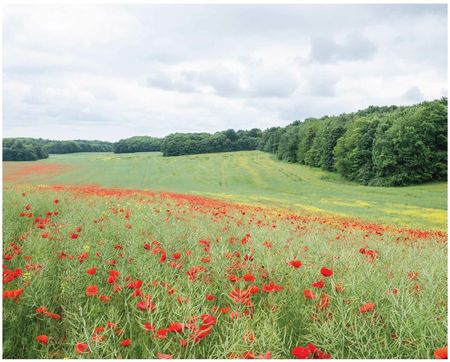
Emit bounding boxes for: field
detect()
[2,151,448,359]
[3,151,447,230]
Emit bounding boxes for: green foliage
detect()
[260,98,447,186]
[3,139,49,161]
[3,138,114,159]
[113,136,162,153]
[161,129,262,156]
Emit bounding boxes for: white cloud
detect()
[3,4,447,141]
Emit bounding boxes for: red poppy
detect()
[172,252,181,259]
[292,346,311,359]
[156,328,169,339]
[304,289,316,299]
[434,346,448,359]
[312,280,324,289]
[74,342,89,353]
[143,322,155,331]
[86,267,97,275]
[206,294,215,301]
[320,267,333,277]
[36,335,48,345]
[262,281,283,292]
[289,260,302,268]
[120,339,131,347]
[86,285,98,297]
[360,302,376,314]
[126,280,142,289]
[71,233,79,240]
[157,353,173,359]
[201,314,216,326]
[53,199,59,204]
[243,272,255,282]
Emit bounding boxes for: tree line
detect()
[258,98,447,186]
[3,138,114,161]
[3,98,447,186]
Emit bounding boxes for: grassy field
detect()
[3,151,447,230]
[3,184,447,359]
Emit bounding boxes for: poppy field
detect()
[3,182,448,359]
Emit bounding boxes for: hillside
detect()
[3,151,447,230]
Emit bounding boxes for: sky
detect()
[3,4,448,142]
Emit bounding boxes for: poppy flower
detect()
[243,272,255,282]
[434,346,448,359]
[360,302,376,314]
[86,285,98,297]
[312,280,324,289]
[157,353,173,359]
[289,260,302,268]
[201,314,216,326]
[320,267,333,277]
[292,346,311,359]
[136,298,156,312]
[172,252,181,259]
[71,233,79,240]
[126,280,142,289]
[262,281,283,292]
[138,322,153,332]
[156,328,169,339]
[304,289,315,299]
[53,199,59,204]
[36,335,48,345]
[206,294,215,301]
[120,339,131,347]
[74,342,89,353]
[86,267,97,275]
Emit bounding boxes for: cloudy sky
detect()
[3,4,447,141]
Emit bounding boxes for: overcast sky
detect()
[3,4,447,141]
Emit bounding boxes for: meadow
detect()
[2,151,448,359]
[3,151,447,230]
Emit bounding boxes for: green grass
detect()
[2,186,447,359]
[4,151,447,230]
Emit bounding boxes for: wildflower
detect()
[434,346,448,359]
[74,342,89,353]
[86,267,97,275]
[320,267,333,277]
[36,335,49,345]
[312,280,324,289]
[86,285,98,297]
[289,260,302,268]
[262,281,283,292]
[120,339,131,347]
[304,289,315,299]
[243,272,255,282]
[360,302,376,314]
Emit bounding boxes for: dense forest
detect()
[159,129,262,156]
[258,98,447,186]
[3,138,49,161]
[113,136,162,153]
[3,99,447,186]
[3,138,113,161]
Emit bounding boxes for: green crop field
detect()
[3,150,448,359]
[3,151,447,230]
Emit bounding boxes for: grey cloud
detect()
[3,4,447,141]
[310,32,377,64]
[403,86,424,103]
[146,65,297,99]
